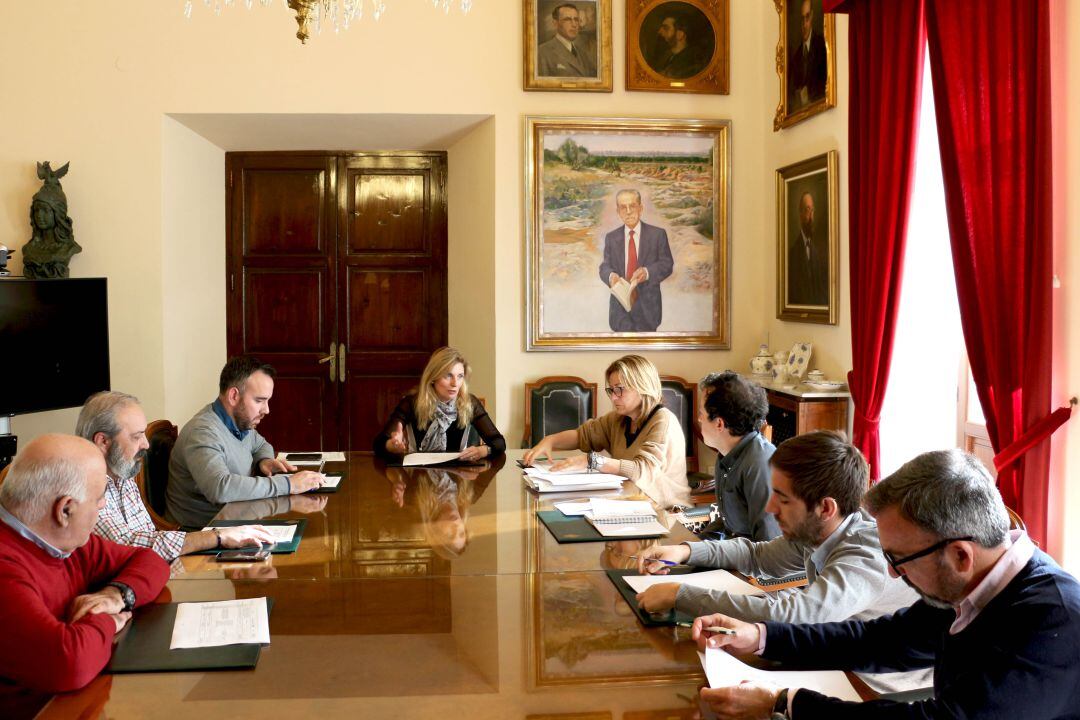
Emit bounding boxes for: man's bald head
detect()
[1,434,105,532]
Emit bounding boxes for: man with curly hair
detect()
[694,371,780,541]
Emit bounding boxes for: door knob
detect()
[318,342,338,381]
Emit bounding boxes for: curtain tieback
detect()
[993,398,1077,473]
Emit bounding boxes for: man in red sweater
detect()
[0,434,169,706]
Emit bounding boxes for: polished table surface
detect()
[37,451,712,719]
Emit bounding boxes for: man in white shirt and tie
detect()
[536,3,597,78]
[599,188,674,332]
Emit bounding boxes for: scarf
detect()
[419,399,458,452]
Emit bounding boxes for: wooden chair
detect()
[1006,506,1026,532]
[134,419,180,531]
[660,374,700,473]
[522,376,598,448]
[0,464,8,487]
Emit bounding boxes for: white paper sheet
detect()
[321,475,342,488]
[554,500,592,516]
[202,525,297,543]
[700,649,862,703]
[622,569,765,596]
[524,476,623,493]
[170,598,271,649]
[523,468,626,485]
[403,452,461,466]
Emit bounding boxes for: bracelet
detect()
[214,528,222,549]
[587,451,601,473]
[772,688,789,718]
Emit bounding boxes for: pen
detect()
[629,555,679,566]
[674,622,737,635]
[317,459,326,474]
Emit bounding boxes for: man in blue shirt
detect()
[692,449,1080,719]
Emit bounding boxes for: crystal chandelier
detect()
[184,0,473,44]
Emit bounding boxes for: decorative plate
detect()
[786,342,813,379]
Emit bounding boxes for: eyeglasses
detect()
[604,385,627,398]
[882,536,973,573]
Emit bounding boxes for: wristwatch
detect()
[107,581,136,612]
[771,688,790,719]
[587,451,602,473]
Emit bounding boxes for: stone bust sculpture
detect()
[22,161,81,279]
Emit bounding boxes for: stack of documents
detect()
[522,463,624,493]
[583,497,669,537]
[700,647,862,702]
[403,452,462,466]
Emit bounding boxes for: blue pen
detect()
[629,555,678,566]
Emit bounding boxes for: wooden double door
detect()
[225,152,448,452]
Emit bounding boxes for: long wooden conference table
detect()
[38,451,722,719]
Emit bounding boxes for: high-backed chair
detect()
[0,464,8,487]
[660,375,700,473]
[1006,506,1026,532]
[135,419,180,531]
[522,376,597,449]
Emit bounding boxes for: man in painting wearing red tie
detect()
[599,189,675,332]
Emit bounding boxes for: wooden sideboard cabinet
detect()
[765,387,850,446]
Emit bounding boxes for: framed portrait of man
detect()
[525,116,731,351]
[776,151,839,325]
[524,0,613,92]
[626,0,729,95]
[774,0,836,130]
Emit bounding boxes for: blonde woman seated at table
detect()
[523,355,690,508]
[374,347,506,462]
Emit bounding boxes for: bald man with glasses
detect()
[690,449,1080,720]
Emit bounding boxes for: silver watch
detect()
[587,451,602,472]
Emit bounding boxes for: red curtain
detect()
[835,0,927,480]
[926,0,1054,544]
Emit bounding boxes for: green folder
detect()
[108,598,273,674]
[190,518,307,556]
[536,509,667,543]
[605,569,698,627]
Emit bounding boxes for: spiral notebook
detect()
[583,498,669,538]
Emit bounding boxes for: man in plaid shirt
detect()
[75,392,275,561]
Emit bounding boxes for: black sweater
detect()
[373,393,506,460]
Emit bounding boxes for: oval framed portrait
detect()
[627,0,729,94]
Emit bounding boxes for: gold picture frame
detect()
[525,0,613,92]
[773,0,837,130]
[525,115,731,351]
[626,0,730,94]
[776,150,839,325]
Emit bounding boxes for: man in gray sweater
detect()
[166,357,325,529]
[635,430,926,692]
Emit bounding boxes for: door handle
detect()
[318,342,337,381]
[338,342,346,383]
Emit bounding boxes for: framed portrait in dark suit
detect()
[627,0,729,94]
[773,0,836,130]
[525,116,731,351]
[525,0,613,92]
[776,151,839,324]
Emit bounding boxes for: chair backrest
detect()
[1006,506,1026,532]
[660,374,699,472]
[0,464,8,488]
[522,376,598,448]
[135,419,180,531]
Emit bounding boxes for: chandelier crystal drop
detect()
[183,0,472,44]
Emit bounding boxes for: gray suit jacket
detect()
[537,36,596,77]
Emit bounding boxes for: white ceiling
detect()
[167,113,492,151]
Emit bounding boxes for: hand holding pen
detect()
[688,613,760,654]
[634,544,693,575]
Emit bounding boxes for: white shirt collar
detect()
[0,501,71,559]
[950,530,1035,634]
[556,34,574,53]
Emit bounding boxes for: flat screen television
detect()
[0,278,110,416]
